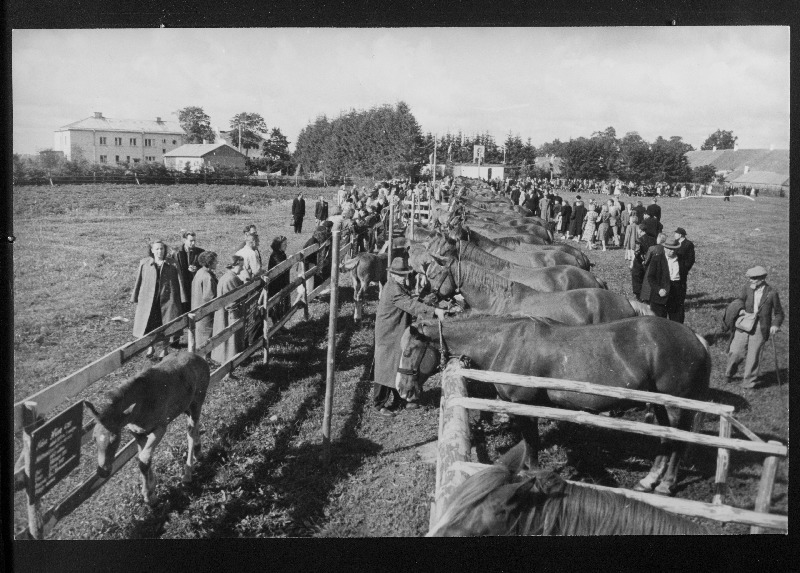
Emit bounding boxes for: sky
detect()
[12,27,790,155]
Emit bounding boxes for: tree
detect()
[176,106,215,144]
[229,112,268,151]
[262,127,292,174]
[701,129,737,150]
[691,164,717,184]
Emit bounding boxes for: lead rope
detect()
[438,318,449,371]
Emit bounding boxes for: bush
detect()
[205,201,246,215]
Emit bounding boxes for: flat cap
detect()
[746,266,768,278]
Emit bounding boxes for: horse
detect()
[428,440,710,536]
[396,315,711,495]
[426,238,607,291]
[438,233,587,271]
[467,229,591,270]
[85,352,211,505]
[416,255,651,322]
[458,219,553,244]
[340,252,388,303]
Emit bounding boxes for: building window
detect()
[99,155,107,163]
[163,139,167,143]
[145,138,154,146]
[114,137,122,146]
[129,138,137,146]
[145,156,156,162]
[99,136,107,145]
[115,155,120,163]
[172,140,177,144]
[133,158,140,163]
[162,149,166,154]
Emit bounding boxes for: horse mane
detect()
[456,259,516,298]
[458,241,511,270]
[532,480,710,535]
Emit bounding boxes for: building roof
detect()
[728,171,790,187]
[57,115,184,134]
[164,142,246,158]
[452,162,508,167]
[685,149,789,175]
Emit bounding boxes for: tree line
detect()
[15,102,737,184]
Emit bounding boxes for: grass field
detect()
[12,183,789,537]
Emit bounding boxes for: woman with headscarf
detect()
[581,203,599,250]
[597,204,611,251]
[191,251,219,351]
[131,240,186,359]
[212,255,246,365]
[267,235,289,327]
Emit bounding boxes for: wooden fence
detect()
[13,235,351,539]
[430,359,788,535]
[12,174,349,188]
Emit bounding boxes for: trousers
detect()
[725,321,765,385]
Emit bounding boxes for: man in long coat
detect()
[132,241,186,358]
[640,235,671,317]
[568,196,587,241]
[314,195,329,226]
[631,224,656,301]
[373,257,447,417]
[211,256,245,365]
[291,192,306,234]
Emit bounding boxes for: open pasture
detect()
[12,184,788,537]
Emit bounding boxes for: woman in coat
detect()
[596,204,611,251]
[211,256,245,365]
[267,236,289,327]
[581,206,599,249]
[131,240,186,359]
[191,251,219,351]
[623,212,640,263]
[558,200,572,238]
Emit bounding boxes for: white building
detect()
[54,112,186,165]
[163,142,247,172]
[451,163,506,181]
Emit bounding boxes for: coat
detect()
[315,200,329,221]
[569,202,587,236]
[131,258,186,338]
[581,210,598,241]
[558,204,572,233]
[674,238,695,282]
[235,244,263,282]
[292,197,306,221]
[211,270,245,364]
[734,283,784,341]
[373,277,437,388]
[640,245,671,305]
[172,245,205,306]
[191,267,218,347]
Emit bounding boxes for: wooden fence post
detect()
[750,441,782,534]
[713,416,731,505]
[298,260,310,320]
[387,191,394,278]
[322,218,342,464]
[410,194,415,241]
[22,402,44,539]
[186,314,197,353]
[261,286,270,366]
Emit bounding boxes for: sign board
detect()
[28,400,84,502]
[473,145,485,163]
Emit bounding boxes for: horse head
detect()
[85,400,131,478]
[396,325,441,401]
[423,254,458,299]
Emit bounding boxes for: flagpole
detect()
[432,134,437,196]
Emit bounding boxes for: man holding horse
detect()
[373,257,450,417]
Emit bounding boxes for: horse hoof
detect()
[633,481,655,493]
[654,484,676,497]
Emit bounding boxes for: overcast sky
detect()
[12,27,789,155]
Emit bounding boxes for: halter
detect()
[396,320,450,379]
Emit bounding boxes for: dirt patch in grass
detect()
[12,186,788,537]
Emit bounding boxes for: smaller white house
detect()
[452,163,506,181]
[164,142,247,172]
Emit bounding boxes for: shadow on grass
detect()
[687,295,734,311]
[119,294,380,538]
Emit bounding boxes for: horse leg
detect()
[634,404,672,492]
[515,415,540,472]
[136,426,166,505]
[654,407,695,496]
[183,403,203,483]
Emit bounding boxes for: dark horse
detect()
[428,440,710,536]
[396,315,711,495]
[424,238,606,291]
[85,352,210,505]
[415,254,652,322]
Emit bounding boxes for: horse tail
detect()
[628,298,654,316]
[694,331,712,395]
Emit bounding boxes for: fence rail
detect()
[430,360,787,534]
[14,235,349,539]
[12,174,352,188]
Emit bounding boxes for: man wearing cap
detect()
[724,266,784,388]
[669,227,695,322]
[373,257,449,417]
[661,238,685,322]
[640,233,671,317]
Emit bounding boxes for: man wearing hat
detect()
[640,233,671,317]
[661,238,685,322]
[373,257,449,417]
[667,227,696,322]
[633,199,647,222]
[724,266,784,388]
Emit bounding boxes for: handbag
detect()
[735,312,757,334]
